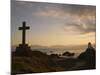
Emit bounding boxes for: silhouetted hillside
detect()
[12,50,64,74]
[12,42,96,74]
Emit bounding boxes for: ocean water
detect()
[31,47,86,58]
[11,45,91,58]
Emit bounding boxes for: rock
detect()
[15,44,32,57]
[78,42,96,69]
[62,51,75,57]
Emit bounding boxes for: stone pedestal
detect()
[15,44,32,57]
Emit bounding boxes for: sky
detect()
[11,0,96,47]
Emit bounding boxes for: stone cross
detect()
[19,21,30,45]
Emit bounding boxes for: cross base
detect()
[15,44,32,57]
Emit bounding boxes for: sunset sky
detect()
[11,0,96,47]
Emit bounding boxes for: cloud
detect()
[13,1,96,35]
[32,3,95,18]
[12,1,96,19]
[32,4,67,18]
[63,16,96,34]
[32,3,96,34]
[62,4,96,17]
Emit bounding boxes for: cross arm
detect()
[19,27,23,30]
[26,27,30,29]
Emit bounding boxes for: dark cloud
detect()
[61,4,96,17]
[13,1,95,18]
[60,4,96,34]
[33,3,96,17]
[64,17,96,34]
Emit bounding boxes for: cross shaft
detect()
[19,21,30,45]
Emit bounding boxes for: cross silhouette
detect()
[19,21,30,45]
